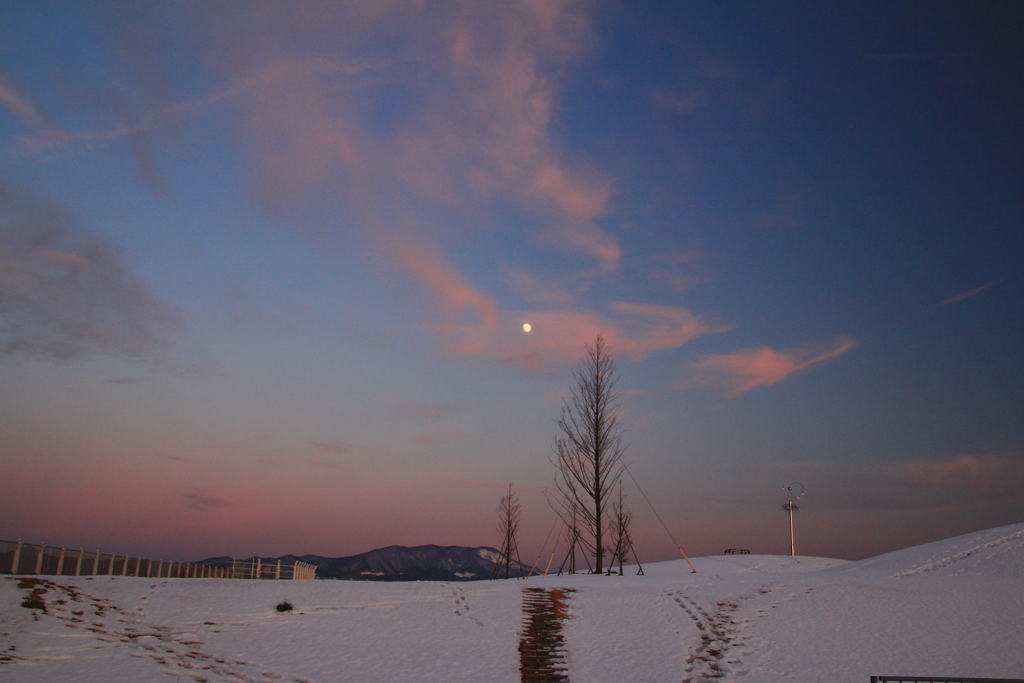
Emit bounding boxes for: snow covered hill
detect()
[2,523,1022,683]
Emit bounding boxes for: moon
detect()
[523,323,531,333]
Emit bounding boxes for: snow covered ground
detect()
[2,523,1022,683]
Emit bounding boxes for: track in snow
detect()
[519,588,572,683]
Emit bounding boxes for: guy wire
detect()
[623,464,697,573]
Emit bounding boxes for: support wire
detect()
[623,464,697,573]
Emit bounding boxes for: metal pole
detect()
[789,502,795,557]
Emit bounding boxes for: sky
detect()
[1,1,1022,565]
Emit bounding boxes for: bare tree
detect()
[607,481,634,576]
[552,334,627,574]
[493,484,522,579]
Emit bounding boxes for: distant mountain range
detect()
[197,545,530,581]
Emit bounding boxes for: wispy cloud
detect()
[6,4,723,372]
[939,281,996,306]
[0,178,183,362]
[391,400,465,422]
[644,250,705,295]
[311,441,348,456]
[693,335,857,396]
[413,425,471,446]
[192,2,625,321]
[10,58,354,160]
[176,488,234,512]
[311,441,376,458]
[393,240,500,329]
[436,300,730,372]
[0,76,56,135]
[890,454,1021,491]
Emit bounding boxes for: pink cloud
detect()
[645,249,705,294]
[939,281,996,306]
[693,335,857,395]
[413,426,471,446]
[393,240,499,329]
[392,400,464,422]
[11,4,656,370]
[382,234,725,370]
[195,2,618,273]
[440,301,730,371]
[530,164,618,272]
[0,77,55,134]
[311,460,354,473]
[176,488,235,512]
[891,455,1019,490]
[311,441,348,456]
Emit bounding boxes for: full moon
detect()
[523,323,531,333]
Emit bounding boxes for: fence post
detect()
[75,548,84,576]
[93,551,100,576]
[56,546,66,576]
[255,558,261,580]
[122,555,129,576]
[276,560,281,580]
[34,543,45,574]
[135,557,141,577]
[11,540,22,574]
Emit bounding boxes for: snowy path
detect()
[2,523,1023,683]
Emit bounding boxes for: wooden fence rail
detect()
[0,539,315,580]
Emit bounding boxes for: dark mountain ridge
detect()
[198,544,529,581]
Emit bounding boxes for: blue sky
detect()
[2,1,1022,564]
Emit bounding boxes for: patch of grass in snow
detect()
[275,601,293,613]
[17,577,49,613]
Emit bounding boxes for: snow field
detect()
[1,523,1022,683]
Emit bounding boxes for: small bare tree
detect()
[553,335,627,574]
[494,484,522,579]
[607,481,634,576]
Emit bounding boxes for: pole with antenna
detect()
[781,482,803,557]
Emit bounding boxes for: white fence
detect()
[230,557,317,580]
[0,539,316,580]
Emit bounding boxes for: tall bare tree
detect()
[552,334,627,574]
[494,484,522,579]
